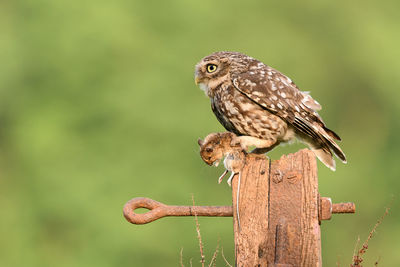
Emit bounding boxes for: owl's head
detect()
[195,51,251,96]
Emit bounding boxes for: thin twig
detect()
[189,258,193,267]
[180,247,184,267]
[351,205,391,266]
[208,240,220,267]
[221,247,233,267]
[351,236,360,265]
[363,206,390,249]
[374,256,380,266]
[192,195,205,267]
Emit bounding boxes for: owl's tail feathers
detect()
[323,126,341,141]
[311,146,336,171]
[320,128,347,164]
[293,116,346,169]
[309,127,347,171]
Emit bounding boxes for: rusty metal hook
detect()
[123,197,355,225]
[123,197,233,225]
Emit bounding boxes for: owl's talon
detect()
[230,138,247,151]
[218,170,228,184]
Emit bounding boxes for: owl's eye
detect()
[206,64,218,73]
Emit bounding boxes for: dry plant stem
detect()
[192,195,205,267]
[208,242,219,267]
[363,207,390,248]
[180,248,184,267]
[351,206,390,267]
[221,247,233,267]
[351,236,360,264]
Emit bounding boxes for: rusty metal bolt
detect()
[318,197,356,221]
[332,202,356,214]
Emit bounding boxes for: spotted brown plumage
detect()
[195,51,346,171]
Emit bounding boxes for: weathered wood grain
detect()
[231,149,322,267]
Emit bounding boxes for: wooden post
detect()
[123,142,355,266]
[231,149,321,267]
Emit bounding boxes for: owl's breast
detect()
[211,96,243,136]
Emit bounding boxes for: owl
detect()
[195,51,346,171]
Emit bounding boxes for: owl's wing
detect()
[231,70,321,124]
[231,70,345,162]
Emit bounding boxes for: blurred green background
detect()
[1,0,399,266]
